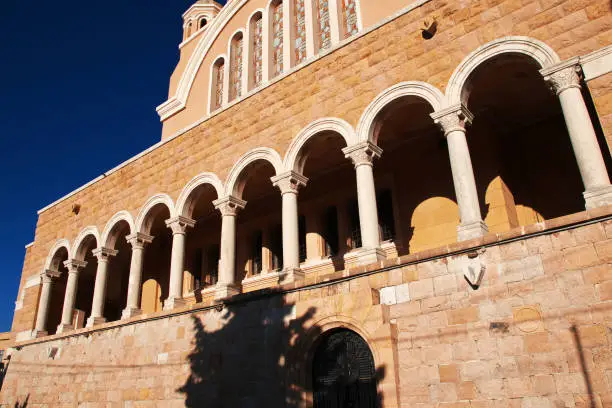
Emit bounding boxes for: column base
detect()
[345,247,387,267]
[584,185,612,209]
[85,316,107,328]
[457,220,488,241]
[32,329,48,338]
[56,323,74,334]
[163,297,187,311]
[121,307,142,319]
[214,284,241,300]
[279,268,305,284]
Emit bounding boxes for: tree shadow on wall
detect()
[13,394,29,408]
[178,288,386,407]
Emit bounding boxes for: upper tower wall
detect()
[158,0,411,139]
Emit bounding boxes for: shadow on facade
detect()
[13,394,28,408]
[177,288,386,407]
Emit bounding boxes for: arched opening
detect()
[372,96,458,255]
[104,220,132,322]
[182,184,221,301]
[249,12,264,89]
[270,0,284,78]
[45,247,69,335]
[465,54,584,233]
[312,329,378,407]
[211,57,225,112]
[234,160,283,289]
[74,235,98,328]
[297,131,358,272]
[229,32,244,102]
[140,204,172,313]
[200,18,207,29]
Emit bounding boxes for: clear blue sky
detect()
[0,1,225,332]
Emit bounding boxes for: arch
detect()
[208,55,227,114]
[135,194,176,234]
[199,17,208,29]
[176,172,224,217]
[284,117,357,173]
[225,147,283,198]
[71,226,101,261]
[356,81,445,143]
[101,210,136,249]
[44,239,71,270]
[445,36,561,106]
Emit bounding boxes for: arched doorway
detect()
[312,329,378,408]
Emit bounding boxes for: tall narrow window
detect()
[348,199,362,250]
[212,58,225,111]
[252,230,263,275]
[294,0,307,63]
[299,215,307,263]
[251,13,264,87]
[272,1,284,77]
[323,206,339,257]
[316,0,331,51]
[377,189,396,242]
[341,0,358,38]
[271,224,283,271]
[230,33,244,101]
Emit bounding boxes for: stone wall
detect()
[2,213,612,407]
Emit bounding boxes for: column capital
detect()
[540,58,581,95]
[126,232,154,250]
[271,171,309,195]
[213,196,247,217]
[165,215,196,235]
[41,269,61,282]
[63,259,87,274]
[342,141,383,168]
[431,103,474,136]
[92,247,118,262]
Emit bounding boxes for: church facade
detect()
[2,0,612,406]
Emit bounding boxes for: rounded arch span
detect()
[101,210,136,249]
[71,226,101,261]
[445,36,561,106]
[225,147,283,198]
[135,194,176,234]
[44,239,71,270]
[356,82,444,143]
[284,118,358,173]
[176,172,224,217]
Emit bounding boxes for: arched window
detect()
[341,0,358,38]
[230,33,244,102]
[250,12,264,88]
[271,1,284,77]
[200,18,207,29]
[315,0,331,51]
[211,58,225,111]
[294,0,307,64]
[312,329,378,407]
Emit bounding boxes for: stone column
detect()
[85,247,118,327]
[541,61,612,209]
[431,104,488,240]
[164,216,196,310]
[122,232,153,319]
[33,270,60,337]
[272,171,309,282]
[57,259,87,333]
[342,141,386,264]
[213,196,246,299]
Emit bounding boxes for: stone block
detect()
[379,286,397,306]
[439,364,460,383]
[408,279,434,300]
[395,283,410,304]
[447,306,479,325]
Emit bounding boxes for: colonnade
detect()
[32,51,612,337]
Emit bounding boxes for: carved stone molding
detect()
[213,196,247,217]
[541,58,582,95]
[92,247,119,262]
[126,232,154,250]
[63,259,87,274]
[430,104,474,136]
[41,269,61,283]
[342,141,383,168]
[271,171,309,195]
[165,215,196,235]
